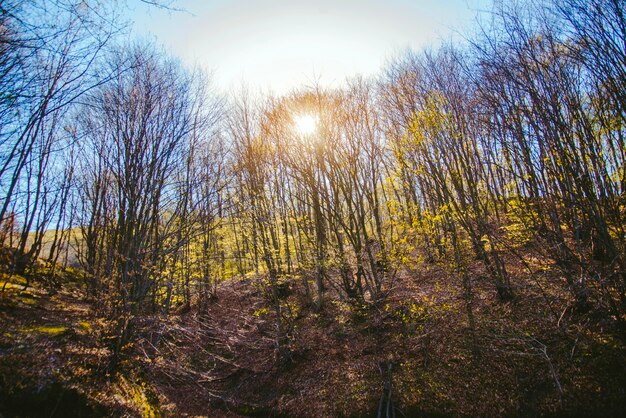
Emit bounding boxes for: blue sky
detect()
[127,0,489,95]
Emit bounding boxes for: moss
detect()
[19,325,68,336]
[18,289,36,298]
[0,272,28,286]
[117,375,160,418]
[18,296,38,306]
[78,321,92,333]
[0,281,26,291]
[2,289,40,306]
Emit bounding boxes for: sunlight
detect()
[294,114,318,136]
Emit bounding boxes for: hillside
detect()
[1,251,624,417]
[1,2,625,415]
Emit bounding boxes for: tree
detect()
[77,42,219,362]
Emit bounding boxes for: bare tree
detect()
[77,42,219,363]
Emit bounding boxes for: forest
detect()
[0,0,625,416]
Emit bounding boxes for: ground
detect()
[1,254,625,417]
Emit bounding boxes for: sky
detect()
[127,0,489,95]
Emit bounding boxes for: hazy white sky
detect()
[128,0,488,95]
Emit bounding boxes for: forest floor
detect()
[1,253,625,417]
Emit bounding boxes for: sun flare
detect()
[294,114,318,136]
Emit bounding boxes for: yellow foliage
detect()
[253,307,269,318]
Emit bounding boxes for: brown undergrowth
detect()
[1,252,625,417]
[140,251,626,417]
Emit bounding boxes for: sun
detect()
[294,114,318,136]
